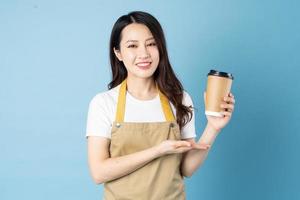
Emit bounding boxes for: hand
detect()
[204,92,236,132]
[156,140,210,156]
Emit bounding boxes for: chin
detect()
[128,68,157,79]
[129,71,156,79]
[136,73,155,79]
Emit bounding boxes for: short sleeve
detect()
[85,94,112,139]
[180,91,197,139]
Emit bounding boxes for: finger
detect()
[175,141,192,148]
[223,96,235,103]
[220,103,234,111]
[190,141,208,147]
[228,92,235,99]
[176,146,193,153]
[221,111,232,117]
[191,143,210,150]
[223,96,235,104]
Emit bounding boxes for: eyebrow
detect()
[125,37,155,43]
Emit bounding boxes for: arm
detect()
[180,92,236,177]
[87,136,161,184]
[87,136,194,184]
[180,123,220,178]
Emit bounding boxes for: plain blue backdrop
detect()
[1,0,299,199]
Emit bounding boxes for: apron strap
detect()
[115,79,127,122]
[115,78,175,122]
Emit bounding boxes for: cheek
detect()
[151,49,160,62]
[122,51,136,63]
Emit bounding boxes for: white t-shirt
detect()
[85,84,196,139]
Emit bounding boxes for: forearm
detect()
[95,146,161,184]
[181,124,220,177]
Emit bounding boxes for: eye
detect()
[147,42,156,46]
[127,44,137,48]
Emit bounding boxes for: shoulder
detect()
[169,90,194,114]
[182,90,194,106]
[89,85,120,108]
[86,85,120,139]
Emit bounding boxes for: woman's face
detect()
[114,23,160,80]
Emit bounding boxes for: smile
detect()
[136,62,151,67]
[136,62,152,69]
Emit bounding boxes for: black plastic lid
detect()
[207,69,234,80]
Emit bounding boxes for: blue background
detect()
[1,0,299,199]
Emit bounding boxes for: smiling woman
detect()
[107,11,194,129]
[86,10,235,200]
[113,23,160,80]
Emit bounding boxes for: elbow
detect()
[90,170,107,185]
[181,169,194,178]
[89,164,108,184]
[92,174,105,185]
[183,172,193,178]
[93,177,103,185]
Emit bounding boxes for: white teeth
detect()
[137,62,151,67]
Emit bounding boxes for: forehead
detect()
[120,23,154,42]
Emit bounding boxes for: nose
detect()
[137,45,150,59]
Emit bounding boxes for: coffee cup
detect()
[205,70,234,117]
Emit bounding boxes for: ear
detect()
[113,47,123,61]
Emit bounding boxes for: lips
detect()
[136,62,152,67]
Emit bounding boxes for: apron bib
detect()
[103,79,186,200]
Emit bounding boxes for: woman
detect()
[86,11,235,200]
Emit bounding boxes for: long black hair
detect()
[108,11,193,131]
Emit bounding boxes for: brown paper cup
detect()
[205,70,234,117]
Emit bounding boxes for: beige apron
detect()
[103,78,186,200]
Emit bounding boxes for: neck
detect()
[126,76,157,100]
